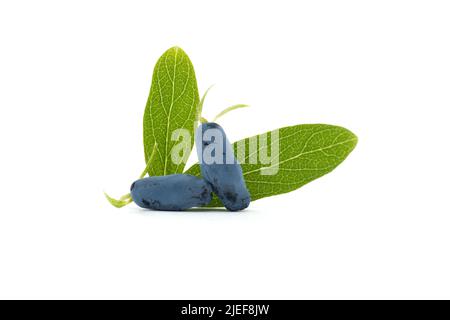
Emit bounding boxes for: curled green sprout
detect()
[197,86,249,123]
[104,143,157,208]
[212,104,249,122]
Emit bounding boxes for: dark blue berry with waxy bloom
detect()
[130,174,212,211]
[196,122,251,211]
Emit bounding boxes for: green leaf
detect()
[143,47,200,176]
[185,124,357,206]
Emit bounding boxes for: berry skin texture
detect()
[196,122,251,211]
[130,174,212,211]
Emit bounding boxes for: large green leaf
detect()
[185,124,357,206]
[143,47,199,176]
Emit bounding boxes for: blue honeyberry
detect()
[130,174,212,211]
[196,122,251,211]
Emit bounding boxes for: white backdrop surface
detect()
[0,0,449,299]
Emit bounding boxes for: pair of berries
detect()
[131,122,250,211]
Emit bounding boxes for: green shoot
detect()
[105,143,157,208]
[213,104,250,122]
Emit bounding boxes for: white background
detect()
[0,0,449,299]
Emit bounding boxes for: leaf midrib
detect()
[240,126,332,164]
[243,138,357,176]
[163,48,179,175]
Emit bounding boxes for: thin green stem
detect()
[140,143,158,178]
[105,143,157,208]
[120,193,132,201]
[197,85,214,123]
[213,104,249,122]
